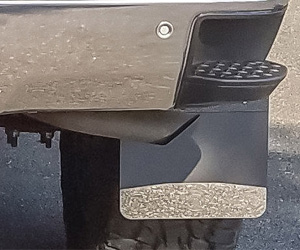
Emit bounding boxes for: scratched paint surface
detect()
[0,6,191,112]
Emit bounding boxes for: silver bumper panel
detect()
[0,0,288,113]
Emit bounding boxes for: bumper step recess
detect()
[180,60,287,105]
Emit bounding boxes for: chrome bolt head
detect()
[156,21,174,39]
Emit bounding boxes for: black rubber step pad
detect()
[192,61,286,84]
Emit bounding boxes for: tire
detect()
[60,130,242,250]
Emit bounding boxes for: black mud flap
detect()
[120,109,268,220]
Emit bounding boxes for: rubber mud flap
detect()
[120,111,268,219]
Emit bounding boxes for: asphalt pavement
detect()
[0,1,299,249]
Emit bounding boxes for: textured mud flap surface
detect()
[120,183,266,219]
[120,111,269,219]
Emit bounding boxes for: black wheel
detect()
[106,208,242,250]
[60,130,242,250]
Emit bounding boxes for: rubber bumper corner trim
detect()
[120,183,266,220]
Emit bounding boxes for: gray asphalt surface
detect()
[0,1,299,249]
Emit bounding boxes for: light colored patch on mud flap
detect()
[120,182,266,219]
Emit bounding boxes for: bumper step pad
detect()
[193,61,285,80]
[180,60,287,105]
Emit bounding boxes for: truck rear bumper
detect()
[0,0,288,113]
